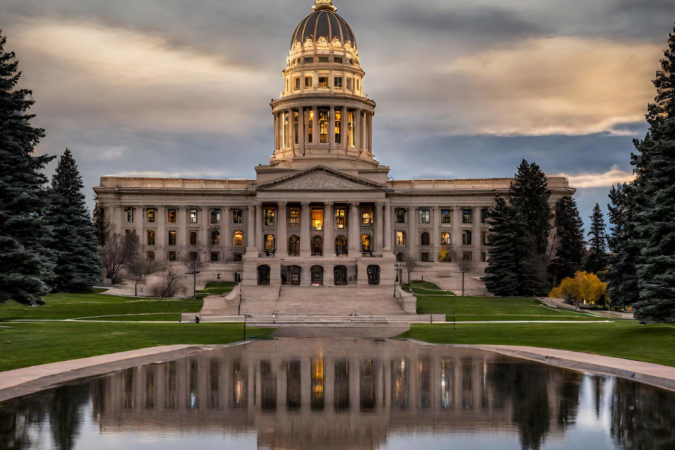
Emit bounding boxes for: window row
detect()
[394,231,489,246]
[145,230,245,247]
[147,251,244,263]
[290,56,355,65]
[394,208,488,225]
[280,108,360,147]
[291,75,360,92]
[125,208,246,225]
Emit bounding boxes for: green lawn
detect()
[398,321,675,367]
[0,322,274,372]
[0,292,203,322]
[197,282,237,297]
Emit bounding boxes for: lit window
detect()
[335,108,342,144]
[335,207,346,229]
[147,230,156,246]
[319,109,329,143]
[441,209,451,224]
[284,113,289,147]
[265,234,275,251]
[441,232,451,245]
[147,209,156,223]
[463,209,473,224]
[168,251,177,262]
[210,209,221,224]
[211,252,220,262]
[264,208,276,226]
[294,77,300,90]
[361,206,373,225]
[318,77,329,88]
[348,111,355,147]
[168,230,177,246]
[462,230,472,246]
[168,209,177,223]
[294,111,299,145]
[308,109,314,143]
[124,208,134,223]
[334,77,343,88]
[189,231,198,246]
[395,208,406,224]
[305,76,313,88]
[290,208,300,227]
[396,231,406,246]
[289,235,300,256]
[312,208,324,230]
[419,209,430,224]
[233,231,244,247]
[361,234,372,253]
[190,209,198,224]
[211,230,220,246]
[232,209,243,224]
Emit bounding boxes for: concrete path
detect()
[272,325,409,339]
[411,341,675,392]
[541,297,634,320]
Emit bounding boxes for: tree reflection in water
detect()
[1,339,674,450]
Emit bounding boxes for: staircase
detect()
[272,286,407,316]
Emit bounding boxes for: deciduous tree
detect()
[100,233,138,285]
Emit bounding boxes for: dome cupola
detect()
[291,0,357,51]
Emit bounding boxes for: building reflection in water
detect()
[2,339,675,450]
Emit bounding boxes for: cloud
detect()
[558,168,635,189]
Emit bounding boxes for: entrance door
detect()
[258,265,271,286]
[367,266,380,285]
[334,266,347,286]
[289,266,301,286]
[311,266,324,286]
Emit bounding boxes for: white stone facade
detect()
[94,0,576,288]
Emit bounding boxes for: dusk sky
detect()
[2,0,674,230]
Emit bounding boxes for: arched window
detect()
[361,234,372,253]
[265,235,275,252]
[367,266,380,285]
[288,266,301,285]
[335,236,348,255]
[334,266,347,286]
[168,230,177,246]
[289,235,300,256]
[311,266,324,286]
[233,231,244,247]
[257,265,271,286]
[189,231,198,246]
[421,232,430,246]
[211,230,220,246]
[312,236,323,256]
[441,232,451,245]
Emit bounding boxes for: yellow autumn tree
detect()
[439,247,451,262]
[548,271,607,304]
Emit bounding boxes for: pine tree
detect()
[0,31,55,306]
[606,184,640,310]
[509,160,553,255]
[484,196,519,296]
[548,196,586,286]
[48,149,102,292]
[585,204,609,275]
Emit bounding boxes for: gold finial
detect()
[312,0,336,12]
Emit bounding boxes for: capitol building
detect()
[95,0,574,293]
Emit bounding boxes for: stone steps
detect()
[181,314,446,324]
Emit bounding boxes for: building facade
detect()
[94,0,575,288]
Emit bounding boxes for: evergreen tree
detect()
[509,160,553,255]
[548,196,585,286]
[585,204,609,275]
[485,196,519,296]
[0,31,55,306]
[606,184,640,310]
[48,149,102,292]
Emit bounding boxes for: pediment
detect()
[257,166,386,191]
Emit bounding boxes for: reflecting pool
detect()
[1,339,674,449]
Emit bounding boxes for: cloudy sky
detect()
[1,0,674,230]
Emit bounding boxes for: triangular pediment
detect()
[257,166,386,191]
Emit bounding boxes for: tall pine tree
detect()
[48,149,102,292]
[0,31,55,306]
[485,196,520,296]
[585,204,609,275]
[509,160,553,255]
[548,196,585,286]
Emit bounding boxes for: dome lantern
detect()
[312,0,337,12]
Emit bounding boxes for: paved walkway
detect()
[272,326,409,339]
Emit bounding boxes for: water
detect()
[1,339,674,450]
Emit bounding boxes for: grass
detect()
[196,282,237,297]
[0,322,274,372]
[398,321,675,367]
[0,292,203,322]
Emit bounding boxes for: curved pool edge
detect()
[405,339,675,392]
[0,342,250,404]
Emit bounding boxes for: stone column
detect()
[342,107,349,152]
[324,202,334,256]
[289,109,295,151]
[368,113,373,154]
[300,201,311,257]
[349,202,360,255]
[375,202,384,256]
[202,207,209,251]
[135,208,143,238]
[356,108,363,152]
[274,113,278,151]
[384,201,392,252]
[299,108,305,156]
[408,207,417,262]
[433,206,441,262]
[278,202,288,256]
[157,206,166,261]
[179,207,187,249]
[473,206,482,262]
[256,203,263,254]
[312,107,318,145]
[329,106,336,147]
[452,208,462,256]
[362,112,368,153]
[222,207,231,260]
[246,206,256,254]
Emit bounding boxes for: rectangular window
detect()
[419,209,430,224]
[211,230,220,246]
[233,253,243,262]
[305,76,313,88]
[396,231,406,246]
[211,252,220,262]
[318,77,329,88]
[264,208,276,226]
[441,232,451,245]
[347,78,353,90]
[294,77,300,90]
[232,209,243,224]
[304,57,314,64]
[312,208,324,231]
[147,208,156,223]
[290,207,300,227]
[308,109,314,143]
[361,206,373,226]
[190,231,198,246]
[334,77,343,88]
[335,108,342,144]
[318,56,330,63]
[284,113,290,148]
[168,230,177,246]
[334,57,343,63]
[335,207,346,229]
[190,209,198,224]
[124,208,134,223]
[481,208,487,224]
[294,111,299,145]
[168,251,177,262]
[319,109,329,143]
[421,252,430,262]
[210,208,221,225]
[441,209,451,224]
[462,230,472,246]
[463,209,473,224]
[395,208,406,224]
[167,209,177,223]
[348,110,355,147]
[147,230,156,246]
[264,234,275,252]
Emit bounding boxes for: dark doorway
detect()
[367,266,380,285]
[421,232,430,246]
[311,266,324,286]
[288,266,301,286]
[334,265,347,286]
[258,265,271,286]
